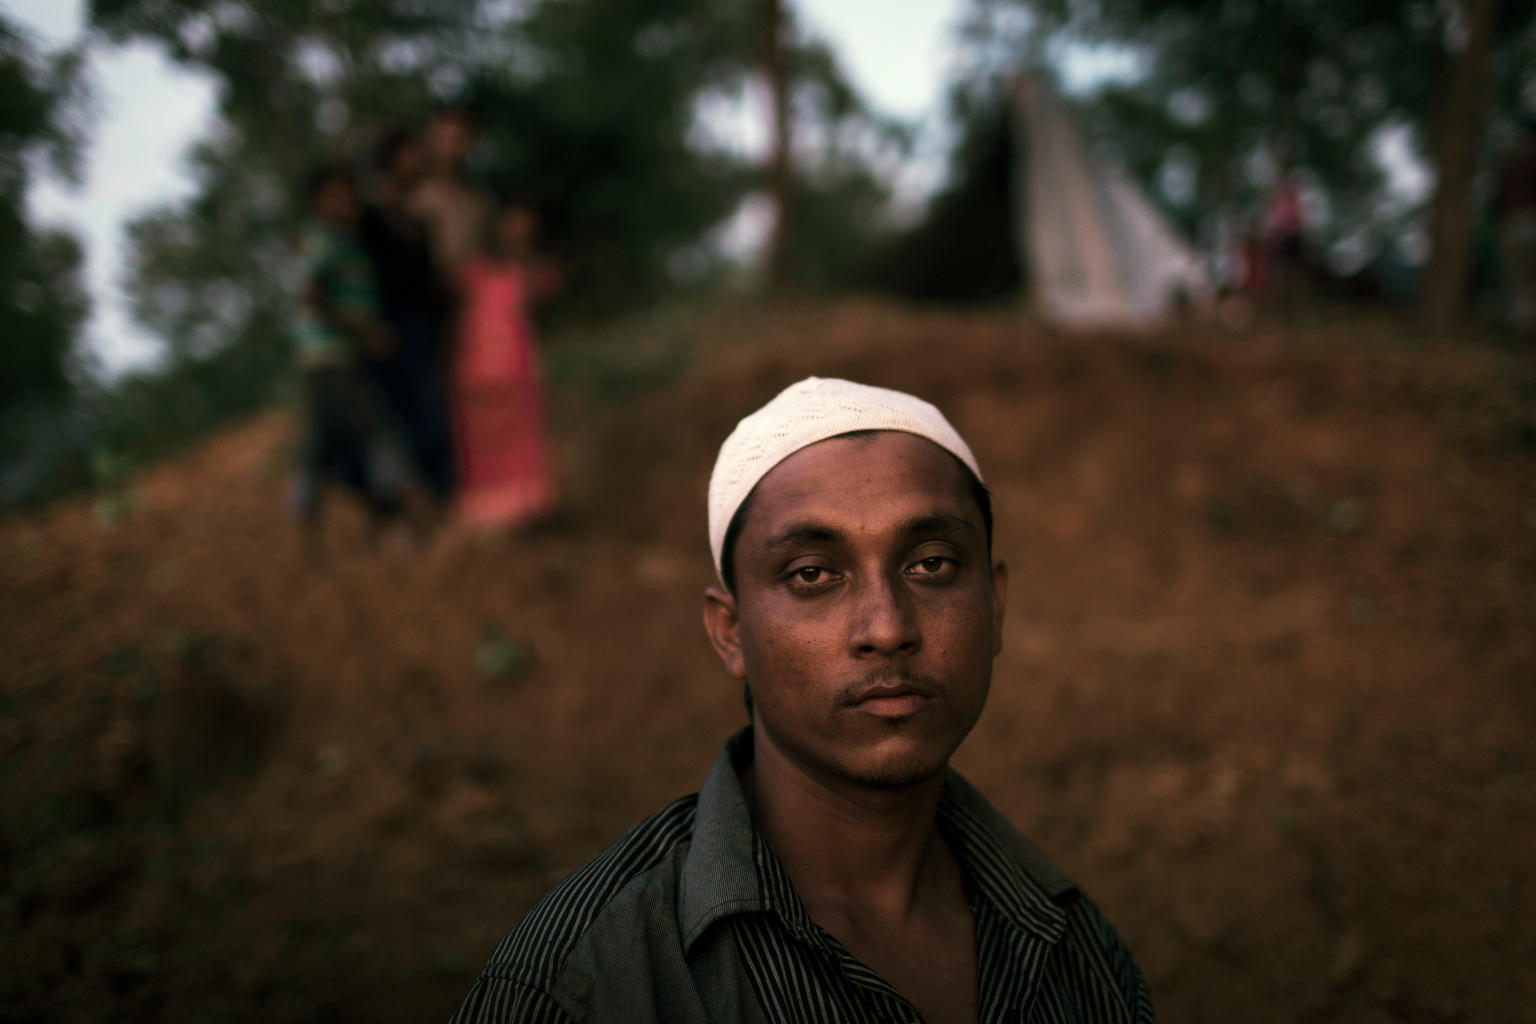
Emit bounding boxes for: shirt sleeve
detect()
[450,972,576,1024]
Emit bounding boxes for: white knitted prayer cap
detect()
[707,377,982,581]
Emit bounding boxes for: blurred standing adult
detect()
[361,127,456,503]
[1494,119,1536,335]
[1262,171,1307,315]
[412,105,491,288]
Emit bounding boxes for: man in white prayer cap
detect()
[454,378,1154,1024]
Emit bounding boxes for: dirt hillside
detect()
[3,301,1534,1022]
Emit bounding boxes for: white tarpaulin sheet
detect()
[1012,73,1209,328]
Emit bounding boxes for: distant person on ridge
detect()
[1494,118,1536,335]
[361,126,457,506]
[1262,171,1307,315]
[452,378,1153,1022]
[289,164,413,553]
[451,200,560,529]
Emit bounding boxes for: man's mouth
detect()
[843,677,938,717]
[853,692,931,716]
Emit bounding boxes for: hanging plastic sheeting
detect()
[1012,72,1209,329]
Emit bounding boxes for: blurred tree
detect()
[858,99,1018,303]
[467,0,905,300]
[461,0,758,310]
[1422,0,1500,330]
[0,16,90,411]
[0,16,92,501]
[90,0,484,376]
[763,0,792,287]
[930,0,1536,319]
[95,0,899,352]
[4,0,901,504]
[772,30,912,291]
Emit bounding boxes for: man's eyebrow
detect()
[762,514,977,552]
[762,522,846,551]
[898,513,979,539]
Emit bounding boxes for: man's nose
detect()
[849,572,921,657]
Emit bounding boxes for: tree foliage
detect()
[87,0,901,402]
[461,0,758,309]
[0,16,93,502]
[0,0,911,505]
[933,0,1535,278]
[859,103,1018,303]
[91,0,484,369]
[0,16,90,411]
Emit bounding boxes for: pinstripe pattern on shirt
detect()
[451,730,1153,1023]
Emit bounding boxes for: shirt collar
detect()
[935,770,1074,943]
[677,728,768,951]
[678,728,1076,953]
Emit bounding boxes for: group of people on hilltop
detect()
[291,105,560,554]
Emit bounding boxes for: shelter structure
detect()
[1011,73,1209,328]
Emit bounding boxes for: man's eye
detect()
[794,567,825,583]
[911,556,953,575]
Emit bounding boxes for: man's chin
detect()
[837,746,950,790]
[757,715,965,793]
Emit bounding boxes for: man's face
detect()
[391,139,425,186]
[707,431,1006,791]
[428,111,473,167]
[315,177,359,226]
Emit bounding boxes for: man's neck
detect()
[746,722,953,926]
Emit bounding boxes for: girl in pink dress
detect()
[452,202,560,528]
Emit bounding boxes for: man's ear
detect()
[703,587,747,680]
[990,558,1009,656]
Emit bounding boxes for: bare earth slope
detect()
[3,301,1534,1022]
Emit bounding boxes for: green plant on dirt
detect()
[474,622,533,683]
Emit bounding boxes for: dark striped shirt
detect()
[452,729,1153,1023]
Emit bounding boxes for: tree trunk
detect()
[1422,0,1499,333]
[764,0,793,288]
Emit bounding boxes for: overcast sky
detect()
[9,0,981,378]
